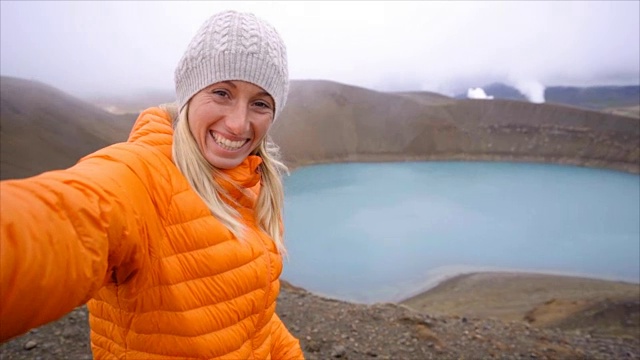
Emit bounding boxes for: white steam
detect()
[467,87,494,100]
[513,80,546,103]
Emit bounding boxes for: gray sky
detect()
[1,1,638,101]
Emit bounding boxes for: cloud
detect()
[0,1,638,98]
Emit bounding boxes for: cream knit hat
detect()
[174,10,289,120]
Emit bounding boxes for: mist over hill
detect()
[1,76,638,182]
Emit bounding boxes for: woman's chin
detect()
[204,151,248,169]
[202,139,253,169]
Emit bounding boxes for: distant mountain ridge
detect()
[546,85,640,110]
[455,83,640,111]
[89,82,640,118]
[1,76,639,181]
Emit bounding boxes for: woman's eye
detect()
[212,90,229,98]
[254,101,271,109]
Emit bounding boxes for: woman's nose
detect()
[224,104,250,135]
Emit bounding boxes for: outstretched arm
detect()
[0,146,151,341]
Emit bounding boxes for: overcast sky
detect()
[1,1,638,101]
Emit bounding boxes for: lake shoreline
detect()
[397,267,640,304]
[284,152,640,175]
[284,269,640,305]
[399,271,640,338]
[284,269,640,339]
[283,267,640,306]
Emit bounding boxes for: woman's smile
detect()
[210,131,249,151]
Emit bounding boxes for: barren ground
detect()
[1,272,638,359]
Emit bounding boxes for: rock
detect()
[62,327,76,339]
[366,350,378,357]
[331,344,347,358]
[305,340,321,353]
[23,340,37,350]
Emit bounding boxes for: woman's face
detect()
[187,80,275,169]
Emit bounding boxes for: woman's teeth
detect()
[213,132,246,150]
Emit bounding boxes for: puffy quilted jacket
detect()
[0,107,303,359]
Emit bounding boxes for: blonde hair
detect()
[160,102,288,255]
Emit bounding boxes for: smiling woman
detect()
[186,81,275,169]
[0,10,303,360]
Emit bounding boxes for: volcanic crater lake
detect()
[280,161,640,304]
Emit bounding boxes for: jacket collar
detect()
[218,155,262,190]
[216,155,262,208]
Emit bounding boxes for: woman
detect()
[0,10,304,359]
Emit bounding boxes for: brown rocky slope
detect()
[0,77,136,180]
[270,80,639,173]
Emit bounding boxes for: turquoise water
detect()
[281,162,640,304]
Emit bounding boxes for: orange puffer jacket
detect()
[0,107,303,359]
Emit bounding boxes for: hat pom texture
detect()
[175,11,289,120]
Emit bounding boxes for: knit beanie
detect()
[174,10,289,120]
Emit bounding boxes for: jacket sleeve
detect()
[0,144,154,342]
[270,313,304,360]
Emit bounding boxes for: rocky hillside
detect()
[2,77,638,182]
[271,80,639,173]
[0,77,135,180]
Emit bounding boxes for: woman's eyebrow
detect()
[220,80,237,88]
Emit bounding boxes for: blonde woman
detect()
[0,10,304,359]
